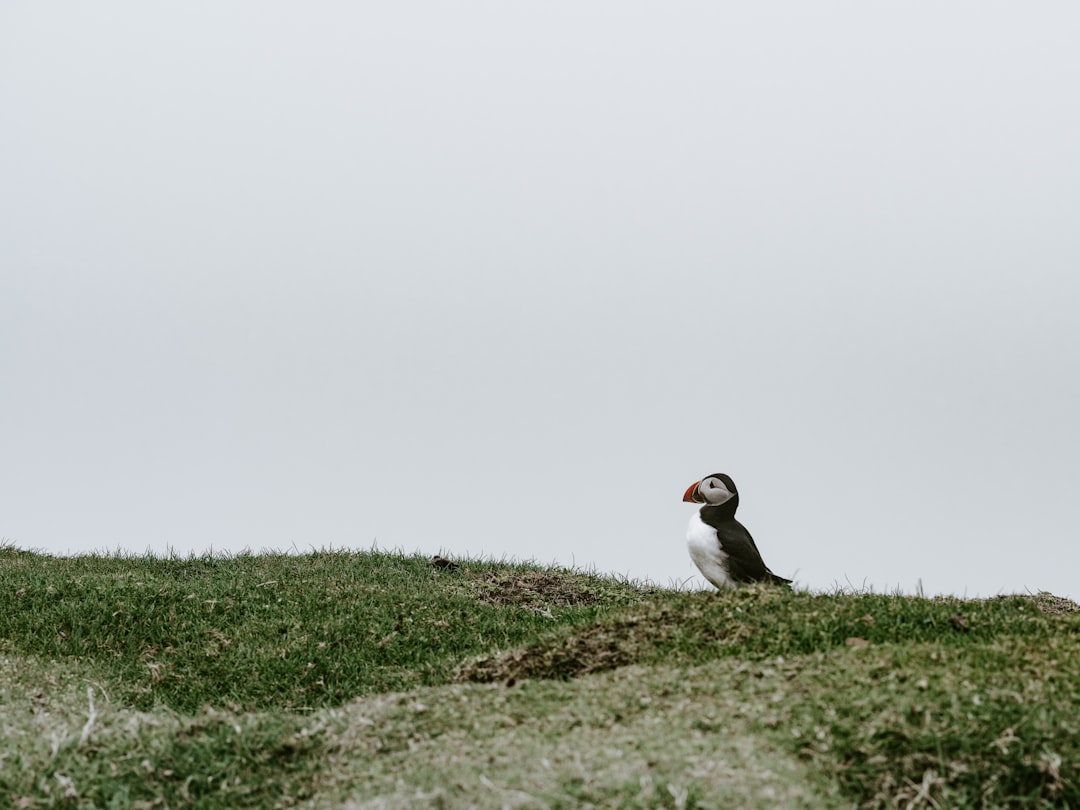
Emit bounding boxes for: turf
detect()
[0,546,643,712]
[1,545,1077,808]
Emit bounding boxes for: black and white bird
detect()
[683,473,791,588]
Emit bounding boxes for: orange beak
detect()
[682,481,701,503]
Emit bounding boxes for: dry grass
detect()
[315,665,838,809]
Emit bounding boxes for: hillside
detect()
[1,547,1076,808]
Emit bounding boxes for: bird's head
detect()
[683,473,739,507]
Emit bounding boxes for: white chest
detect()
[686,512,734,589]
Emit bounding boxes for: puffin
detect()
[683,473,791,588]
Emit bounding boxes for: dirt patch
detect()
[1028,592,1080,615]
[454,616,648,684]
[460,569,607,611]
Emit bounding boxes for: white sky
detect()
[3,3,1079,599]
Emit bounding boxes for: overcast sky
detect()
[3,3,1079,600]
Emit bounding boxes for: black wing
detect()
[715,520,791,586]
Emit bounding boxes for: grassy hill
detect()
[0,546,1076,808]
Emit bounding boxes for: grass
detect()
[1,545,1077,808]
[0,547,642,712]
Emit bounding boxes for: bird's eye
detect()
[708,481,716,488]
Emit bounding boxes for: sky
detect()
[2,3,1079,600]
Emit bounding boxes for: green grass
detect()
[1,545,1077,808]
[0,547,642,712]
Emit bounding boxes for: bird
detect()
[683,473,791,588]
